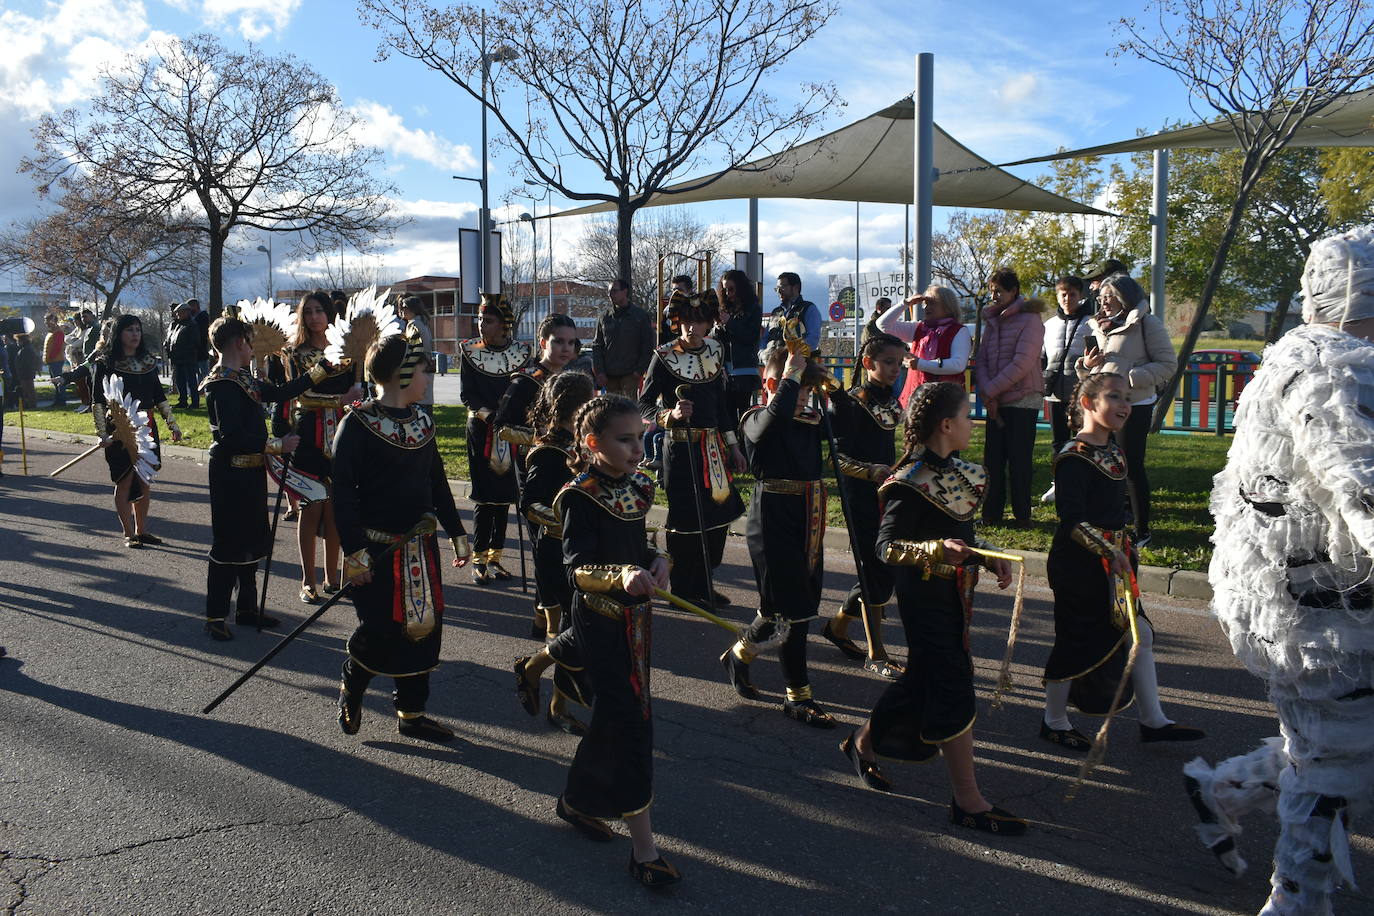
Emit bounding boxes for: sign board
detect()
[826,271,913,323]
[459,228,503,307]
[829,302,846,321]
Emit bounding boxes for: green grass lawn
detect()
[9,387,1228,571]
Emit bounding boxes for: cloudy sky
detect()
[0,0,1196,306]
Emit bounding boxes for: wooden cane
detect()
[48,442,103,478]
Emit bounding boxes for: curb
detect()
[15,426,1214,603]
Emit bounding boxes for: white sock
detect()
[1043,680,1072,731]
[1132,621,1173,729]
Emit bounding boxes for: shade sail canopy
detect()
[1001,87,1374,166]
[547,97,1111,219]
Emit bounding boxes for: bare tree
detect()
[930,210,1018,313]
[22,33,401,318]
[1117,0,1374,429]
[574,209,733,311]
[359,0,839,286]
[0,176,198,319]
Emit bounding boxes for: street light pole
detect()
[519,212,537,319]
[255,242,273,300]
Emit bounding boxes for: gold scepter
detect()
[960,545,1028,708]
[1066,569,1143,802]
[654,587,740,634]
[48,442,104,478]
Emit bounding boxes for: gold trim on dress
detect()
[653,338,724,383]
[883,539,959,579]
[880,459,987,521]
[230,454,265,468]
[1071,524,1122,558]
[526,501,562,537]
[573,565,633,593]
[458,338,533,377]
[758,478,817,495]
[498,425,536,446]
[298,394,345,409]
[1054,438,1128,479]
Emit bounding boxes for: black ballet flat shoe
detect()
[547,705,589,736]
[719,649,760,701]
[1140,722,1206,743]
[1039,721,1093,752]
[783,698,838,729]
[820,620,865,661]
[124,535,143,549]
[205,618,233,642]
[322,583,341,595]
[488,563,513,581]
[338,686,362,736]
[949,799,1029,836]
[712,589,732,608]
[135,532,163,546]
[556,795,614,842]
[629,853,681,888]
[397,714,455,743]
[840,731,892,792]
[514,657,539,716]
[235,611,281,629]
[864,656,904,680]
[470,563,491,585]
[299,584,321,604]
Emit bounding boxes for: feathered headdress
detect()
[325,286,401,381]
[231,298,298,361]
[479,291,516,334]
[103,375,159,484]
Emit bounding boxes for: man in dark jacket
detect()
[189,298,210,382]
[591,279,655,396]
[166,303,201,408]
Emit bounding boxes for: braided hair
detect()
[860,331,905,365]
[568,394,641,473]
[530,370,594,439]
[895,381,967,467]
[1067,371,1126,435]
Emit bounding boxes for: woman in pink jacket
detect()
[974,268,1046,527]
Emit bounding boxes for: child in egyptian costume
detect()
[548,394,679,887]
[201,310,351,641]
[836,381,1026,835]
[333,329,471,744]
[459,292,533,584]
[637,289,745,611]
[513,371,597,735]
[820,331,908,680]
[1186,227,1374,914]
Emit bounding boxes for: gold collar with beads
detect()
[848,386,902,430]
[460,338,532,377]
[656,338,723,383]
[350,401,435,449]
[880,458,987,521]
[111,354,158,375]
[202,366,259,401]
[1054,439,1127,480]
[554,470,654,521]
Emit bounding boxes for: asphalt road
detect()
[1,436,1370,915]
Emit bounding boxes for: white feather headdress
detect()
[325,286,401,379]
[233,298,298,361]
[102,375,159,484]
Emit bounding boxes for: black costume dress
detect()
[829,381,902,613]
[283,344,355,485]
[332,402,467,713]
[867,452,993,761]
[202,365,320,620]
[459,337,533,565]
[91,354,169,500]
[638,338,744,607]
[737,377,826,693]
[524,431,593,708]
[555,468,662,820]
[1044,439,1142,714]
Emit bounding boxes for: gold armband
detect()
[836,453,880,481]
[784,362,805,383]
[450,536,471,561]
[92,402,108,436]
[721,430,738,447]
[342,548,372,582]
[657,408,677,428]
[883,539,951,580]
[497,425,535,446]
[307,362,330,385]
[526,502,562,535]
[474,407,493,423]
[265,437,284,456]
[574,565,635,593]
[1071,523,1118,558]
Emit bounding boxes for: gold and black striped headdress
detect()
[479,291,516,334]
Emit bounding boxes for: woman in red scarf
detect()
[874,286,971,406]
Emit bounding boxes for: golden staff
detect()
[49,442,104,478]
[16,398,28,475]
[654,587,740,635]
[1067,569,1142,802]
[959,545,1027,708]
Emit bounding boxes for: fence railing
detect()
[819,356,1255,436]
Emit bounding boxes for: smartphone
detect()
[1085,339,1101,357]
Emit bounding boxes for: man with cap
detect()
[1186,226,1374,913]
[166,302,201,409]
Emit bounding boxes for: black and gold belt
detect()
[230,454,264,468]
[298,394,344,409]
[759,478,819,495]
[667,427,710,442]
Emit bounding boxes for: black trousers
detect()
[341,656,430,714]
[741,615,812,690]
[206,561,258,619]
[982,405,1038,524]
[666,527,727,606]
[1049,399,1072,457]
[1121,403,1153,535]
[473,503,509,556]
[172,361,199,406]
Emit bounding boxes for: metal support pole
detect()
[854,201,861,358]
[1151,149,1169,321]
[904,203,912,299]
[748,198,759,283]
[479,13,490,294]
[914,53,935,293]
[547,197,554,313]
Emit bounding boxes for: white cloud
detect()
[350,100,479,173]
[199,0,301,41]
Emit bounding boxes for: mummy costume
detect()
[1195,227,1374,913]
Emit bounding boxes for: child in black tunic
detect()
[513,371,596,734]
[552,396,678,887]
[840,382,1027,836]
[1041,373,1204,749]
[821,331,907,679]
[333,335,471,743]
[720,345,836,727]
[202,317,346,641]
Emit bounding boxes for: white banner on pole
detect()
[460,228,503,306]
[826,270,912,325]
